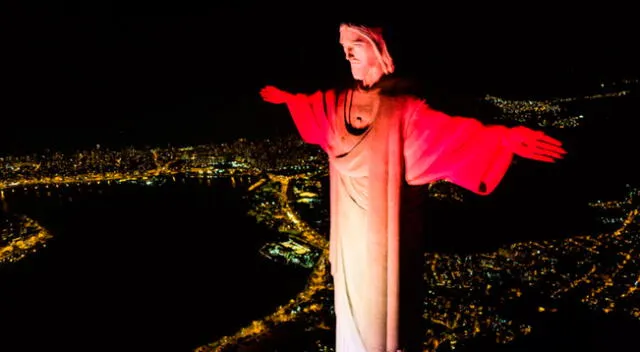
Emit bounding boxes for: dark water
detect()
[0,176,310,352]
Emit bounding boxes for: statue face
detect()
[339,28,381,81]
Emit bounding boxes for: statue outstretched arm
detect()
[260,85,330,148]
[404,101,566,195]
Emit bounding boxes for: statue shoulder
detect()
[379,76,428,99]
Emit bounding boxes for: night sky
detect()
[2,3,637,152]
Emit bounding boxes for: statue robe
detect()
[285,87,513,352]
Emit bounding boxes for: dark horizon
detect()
[3,3,638,153]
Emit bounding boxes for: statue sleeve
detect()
[285,90,330,149]
[403,100,514,195]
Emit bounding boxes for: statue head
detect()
[339,23,395,87]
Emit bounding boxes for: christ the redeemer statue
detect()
[260,22,566,352]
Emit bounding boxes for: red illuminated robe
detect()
[285,87,513,352]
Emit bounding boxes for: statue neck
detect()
[359,66,384,88]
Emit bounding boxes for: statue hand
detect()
[260,85,293,104]
[505,126,567,162]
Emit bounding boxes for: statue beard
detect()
[351,64,384,88]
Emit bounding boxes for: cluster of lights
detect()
[483,82,635,128]
[0,212,52,265]
[197,173,639,352]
